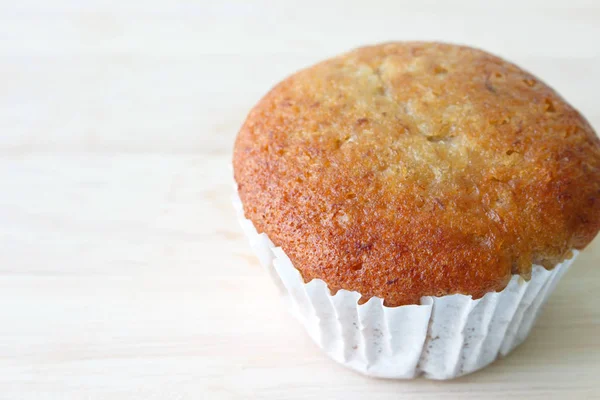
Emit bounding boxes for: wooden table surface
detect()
[1,1,599,398]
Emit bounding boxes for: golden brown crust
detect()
[233,42,600,306]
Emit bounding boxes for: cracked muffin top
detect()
[233,42,600,306]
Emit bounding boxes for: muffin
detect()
[232,42,600,379]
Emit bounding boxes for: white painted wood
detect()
[0,1,598,398]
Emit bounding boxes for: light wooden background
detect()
[1,1,599,399]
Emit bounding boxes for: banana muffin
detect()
[233,42,600,379]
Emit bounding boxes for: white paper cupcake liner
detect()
[233,193,575,380]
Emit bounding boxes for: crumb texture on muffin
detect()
[233,42,600,306]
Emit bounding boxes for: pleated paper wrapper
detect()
[233,194,575,379]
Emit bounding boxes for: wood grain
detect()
[0,1,598,398]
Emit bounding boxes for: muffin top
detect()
[233,42,600,306]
